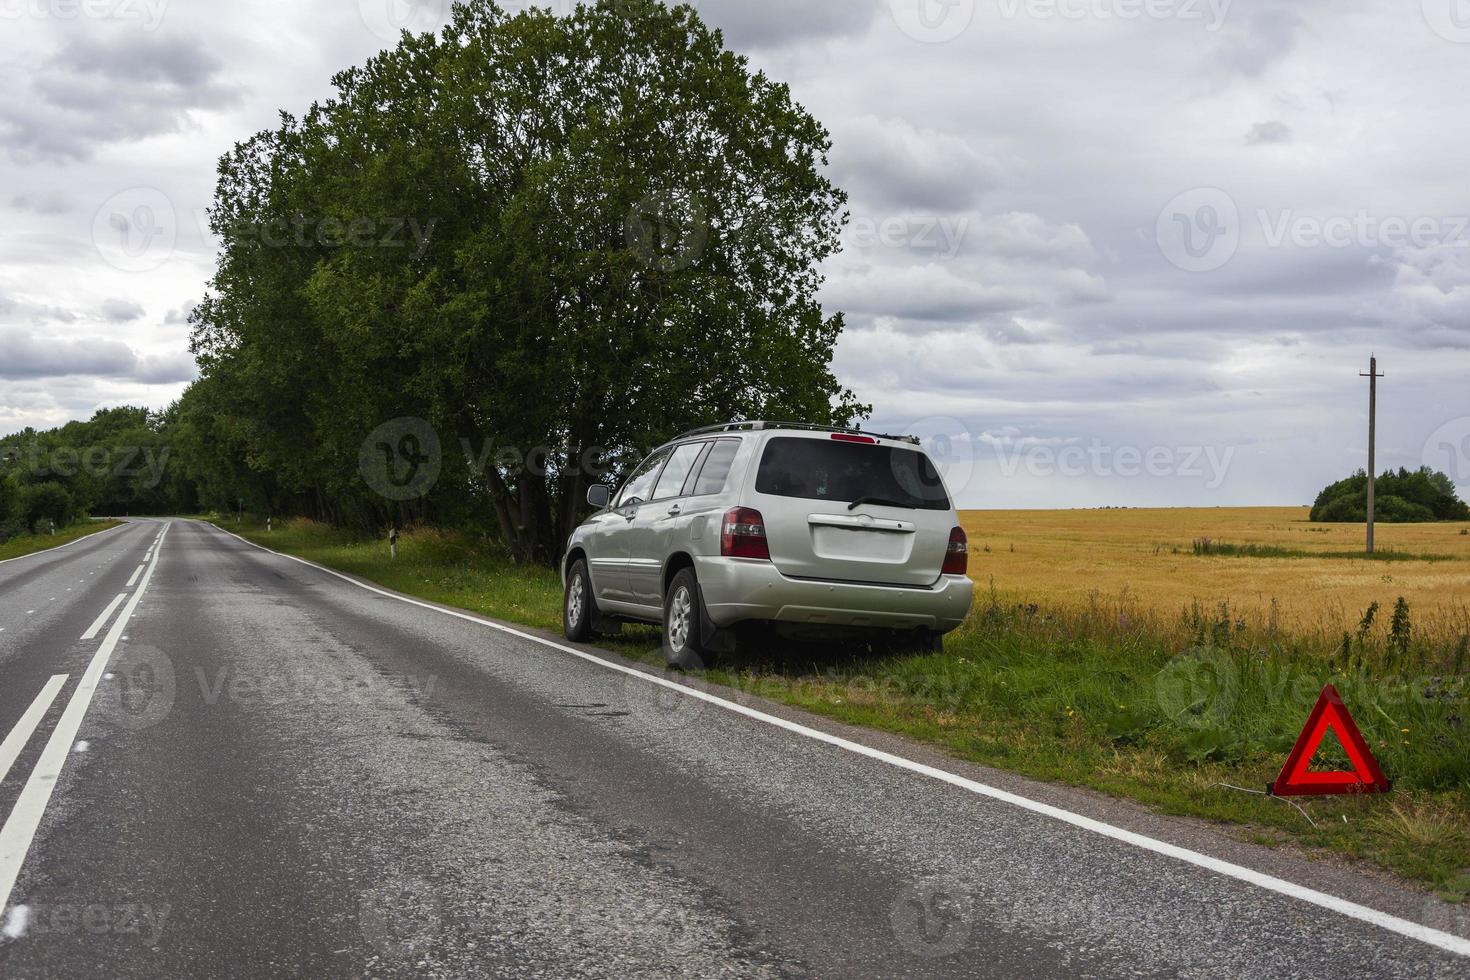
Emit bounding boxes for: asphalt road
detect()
[0,519,1467,979]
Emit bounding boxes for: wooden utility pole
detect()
[1360,355,1384,554]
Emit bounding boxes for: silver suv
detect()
[561,422,975,667]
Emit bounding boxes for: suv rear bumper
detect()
[694,556,973,633]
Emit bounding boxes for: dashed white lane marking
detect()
[1,903,29,940]
[24,611,33,616]
[80,594,128,641]
[0,523,170,917]
[125,566,144,588]
[212,520,1470,960]
[0,676,69,789]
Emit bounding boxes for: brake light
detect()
[830,433,876,444]
[942,526,968,575]
[721,507,770,560]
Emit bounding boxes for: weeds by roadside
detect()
[1189,538,1453,562]
[0,520,121,562]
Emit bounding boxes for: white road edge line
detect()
[208,521,1470,959]
[0,676,69,789]
[0,523,170,917]
[125,566,144,588]
[0,522,130,567]
[80,594,128,641]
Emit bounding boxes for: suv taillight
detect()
[942,526,968,575]
[721,507,770,560]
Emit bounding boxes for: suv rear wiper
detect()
[847,496,916,511]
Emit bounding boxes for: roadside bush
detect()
[11,481,77,532]
[0,515,25,545]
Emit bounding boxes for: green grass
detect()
[1189,538,1454,562]
[0,520,123,562]
[226,517,1470,894]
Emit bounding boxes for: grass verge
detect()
[224,517,1470,898]
[0,520,123,562]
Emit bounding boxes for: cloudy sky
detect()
[2,0,1468,508]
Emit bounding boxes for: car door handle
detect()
[667,505,682,517]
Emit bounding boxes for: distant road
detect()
[0,520,1466,978]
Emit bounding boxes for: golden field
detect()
[960,507,1470,639]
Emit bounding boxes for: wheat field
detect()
[960,508,1470,640]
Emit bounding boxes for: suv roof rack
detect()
[672,420,922,446]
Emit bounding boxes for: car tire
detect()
[663,568,710,670]
[563,559,599,642]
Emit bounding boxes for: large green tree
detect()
[1310,467,1470,523]
[190,0,864,563]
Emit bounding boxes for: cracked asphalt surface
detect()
[0,519,1466,978]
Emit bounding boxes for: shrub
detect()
[11,481,77,532]
[1311,468,1469,523]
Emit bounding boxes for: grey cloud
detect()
[0,328,138,379]
[10,191,71,215]
[956,212,1097,265]
[690,0,882,49]
[1209,9,1307,79]
[164,306,193,324]
[1246,120,1293,145]
[50,34,225,89]
[0,327,194,383]
[101,298,146,322]
[134,350,199,384]
[1,33,237,162]
[0,291,77,324]
[834,117,1002,213]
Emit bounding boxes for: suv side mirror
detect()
[586,485,611,509]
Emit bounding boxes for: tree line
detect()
[0,406,195,541]
[0,2,867,558]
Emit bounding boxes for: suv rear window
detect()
[755,437,950,510]
[690,439,740,496]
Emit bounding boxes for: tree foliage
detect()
[186,0,864,563]
[0,406,189,542]
[1310,467,1470,523]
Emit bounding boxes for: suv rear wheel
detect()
[663,568,711,670]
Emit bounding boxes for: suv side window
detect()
[616,448,672,508]
[651,442,705,501]
[689,439,740,496]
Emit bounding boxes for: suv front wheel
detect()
[563,559,599,642]
[663,568,711,670]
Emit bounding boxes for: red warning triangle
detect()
[1269,684,1391,797]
